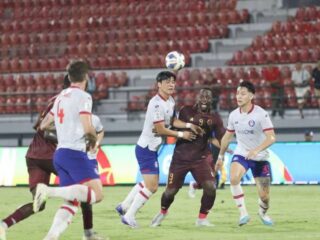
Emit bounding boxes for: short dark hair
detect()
[63,74,71,89]
[238,81,255,94]
[156,71,176,82]
[67,60,89,83]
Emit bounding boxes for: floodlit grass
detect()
[0,185,319,240]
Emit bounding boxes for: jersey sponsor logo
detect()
[248,120,255,127]
[237,129,254,134]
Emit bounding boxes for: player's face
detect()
[158,77,176,96]
[236,87,253,107]
[196,89,212,112]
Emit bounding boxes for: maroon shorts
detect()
[167,159,215,189]
[26,158,56,191]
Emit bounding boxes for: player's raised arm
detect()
[246,129,276,160]
[154,121,196,141]
[172,118,204,136]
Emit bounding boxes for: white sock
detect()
[124,187,153,218]
[45,201,79,239]
[48,185,96,204]
[230,184,248,218]
[0,221,8,230]
[121,182,144,211]
[258,198,269,215]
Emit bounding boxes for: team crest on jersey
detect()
[207,119,213,126]
[248,120,255,127]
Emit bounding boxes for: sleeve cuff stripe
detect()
[79,111,91,115]
[263,128,274,132]
[226,129,235,132]
[153,120,164,124]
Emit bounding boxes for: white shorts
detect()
[294,87,309,104]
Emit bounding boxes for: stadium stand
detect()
[0,0,320,146]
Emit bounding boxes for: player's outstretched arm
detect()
[172,119,204,136]
[154,122,196,141]
[40,113,54,131]
[215,131,234,171]
[246,129,276,159]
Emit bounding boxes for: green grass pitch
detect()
[0,185,319,240]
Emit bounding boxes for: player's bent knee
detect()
[259,194,269,203]
[148,186,158,193]
[95,191,104,203]
[230,176,241,185]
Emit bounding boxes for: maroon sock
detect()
[2,203,34,228]
[81,202,93,230]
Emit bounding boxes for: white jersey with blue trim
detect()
[51,86,92,152]
[226,105,274,161]
[137,94,175,151]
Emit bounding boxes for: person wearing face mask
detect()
[150,88,225,227]
[216,81,276,227]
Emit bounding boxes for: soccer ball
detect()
[165,51,185,71]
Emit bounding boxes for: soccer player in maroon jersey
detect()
[0,76,104,240]
[151,88,225,227]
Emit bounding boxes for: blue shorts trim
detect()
[135,145,159,175]
[231,155,271,178]
[54,148,100,186]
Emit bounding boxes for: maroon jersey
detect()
[25,96,57,160]
[172,106,225,163]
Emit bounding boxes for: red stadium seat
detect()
[243,50,255,65]
[252,36,263,50]
[231,50,244,65]
[255,50,266,65]
[265,50,278,64]
[273,36,284,50]
[295,34,305,48]
[271,21,282,34]
[277,50,289,64]
[5,97,17,114]
[299,48,310,62]
[288,49,299,63]
[311,48,320,62]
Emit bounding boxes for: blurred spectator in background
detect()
[291,62,311,119]
[263,64,284,118]
[311,61,320,108]
[304,130,314,142]
[87,72,96,95]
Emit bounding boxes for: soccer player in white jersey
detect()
[35,61,105,240]
[116,71,204,228]
[215,81,276,226]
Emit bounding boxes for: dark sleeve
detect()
[33,99,55,130]
[212,113,225,142]
[177,106,188,122]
